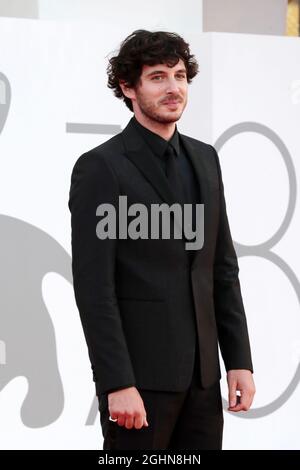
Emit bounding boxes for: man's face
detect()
[130,59,188,124]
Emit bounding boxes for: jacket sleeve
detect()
[211,146,253,373]
[68,150,136,395]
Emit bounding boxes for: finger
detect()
[143,415,149,427]
[240,391,253,411]
[229,393,250,412]
[228,404,244,412]
[124,416,134,429]
[117,414,126,426]
[247,389,255,408]
[228,399,244,412]
[228,383,237,408]
[133,414,144,429]
[109,410,124,426]
[109,411,119,422]
[109,415,118,422]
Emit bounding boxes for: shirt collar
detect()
[132,116,180,159]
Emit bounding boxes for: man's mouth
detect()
[162,100,180,105]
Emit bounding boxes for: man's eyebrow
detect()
[146,68,187,77]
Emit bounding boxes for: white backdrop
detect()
[0,18,299,449]
[211,33,300,450]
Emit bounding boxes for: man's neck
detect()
[133,113,176,141]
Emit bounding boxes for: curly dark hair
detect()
[107,29,199,111]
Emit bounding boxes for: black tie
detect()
[164,144,186,206]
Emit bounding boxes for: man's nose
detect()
[165,78,180,93]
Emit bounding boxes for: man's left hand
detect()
[227,369,256,412]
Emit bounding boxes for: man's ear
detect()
[119,80,135,100]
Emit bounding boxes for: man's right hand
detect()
[108,386,149,429]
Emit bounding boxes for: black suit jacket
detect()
[68,117,253,397]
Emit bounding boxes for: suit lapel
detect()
[179,135,211,267]
[179,134,210,207]
[121,118,179,207]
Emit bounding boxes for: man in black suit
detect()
[68,30,255,450]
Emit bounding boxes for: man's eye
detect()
[176,74,186,80]
[152,76,163,80]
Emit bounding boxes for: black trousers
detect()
[98,350,223,450]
